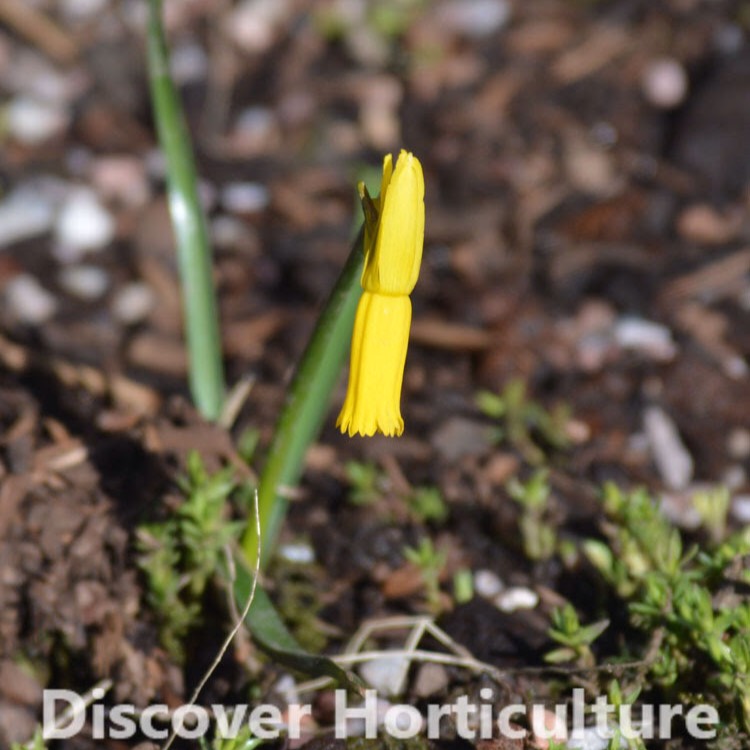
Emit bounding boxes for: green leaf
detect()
[146,0,225,419]
[232,552,363,693]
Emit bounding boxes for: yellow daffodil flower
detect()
[337,150,425,437]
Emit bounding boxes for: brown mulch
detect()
[2,0,750,747]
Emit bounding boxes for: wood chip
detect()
[552,24,629,83]
[0,0,78,64]
[410,318,492,350]
[659,248,750,308]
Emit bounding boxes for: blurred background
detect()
[4,0,750,745]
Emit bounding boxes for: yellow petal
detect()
[336,292,412,437]
[361,150,424,296]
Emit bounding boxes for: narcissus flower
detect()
[337,150,425,437]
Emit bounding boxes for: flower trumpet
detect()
[336,150,425,437]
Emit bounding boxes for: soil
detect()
[1,0,750,748]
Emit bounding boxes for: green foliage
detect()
[408,485,448,523]
[201,723,263,750]
[137,451,246,660]
[452,567,474,604]
[404,538,446,614]
[692,485,731,543]
[506,469,557,561]
[345,463,448,524]
[270,555,328,654]
[344,460,382,505]
[237,427,261,465]
[585,483,750,732]
[12,728,45,750]
[476,379,570,464]
[546,603,609,668]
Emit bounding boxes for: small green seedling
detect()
[408,485,448,523]
[344,460,383,505]
[506,469,557,561]
[546,603,609,669]
[137,451,245,660]
[476,379,570,464]
[404,538,447,614]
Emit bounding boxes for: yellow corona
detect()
[337,150,425,437]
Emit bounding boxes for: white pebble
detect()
[0,190,56,248]
[614,316,676,361]
[4,274,57,325]
[722,465,746,490]
[732,495,750,524]
[439,0,511,38]
[89,156,150,207]
[234,106,276,140]
[58,265,109,300]
[495,586,539,613]
[728,428,750,459]
[6,50,85,104]
[643,406,694,490]
[642,57,688,109]
[7,96,69,145]
[55,189,115,257]
[221,182,270,214]
[225,0,290,53]
[59,0,108,21]
[359,656,408,697]
[170,39,209,85]
[277,542,315,565]
[111,282,155,325]
[473,569,504,599]
[568,727,627,750]
[211,215,250,249]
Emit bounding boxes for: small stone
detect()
[567,726,625,750]
[614,317,676,361]
[225,0,290,53]
[55,189,115,257]
[0,702,37,745]
[412,663,449,698]
[0,660,43,706]
[732,495,750,524]
[727,428,750,459]
[4,274,58,325]
[359,656,408,697]
[7,96,69,145]
[432,417,488,461]
[659,491,702,530]
[89,156,150,207]
[531,707,568,750]
[277,543,315,565]
[170,39,208,85]
[495,586,539,613]
[58,265,109,300]
[677,203,740,245]
[111,282,155,325]
[211,215,252,249]
[59,0,108,21]
[474,569,504,599]
[564,133,617,196]
[722,465,745,490]
[438,0,512,39]
[231,106,279,153]
[642,57,688,109]
[221,182,270,214]
[0,189,56,248]
[643,406,694,490]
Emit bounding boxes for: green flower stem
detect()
[241,228,365,568]
[146,0,225,420]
